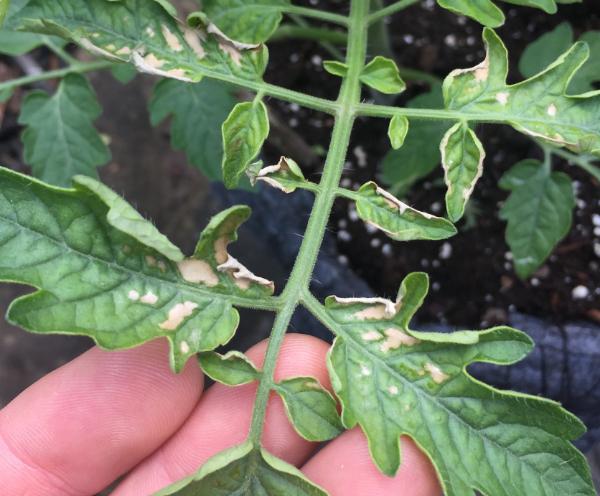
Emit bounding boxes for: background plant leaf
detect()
[150,79,237,182]
[201,0,290,45]
[0,168,276,372]
[444,28,600,157]
[155,441,327,495]
[222,100,270,188]
[316,272,594,495]
[274,377,343,442]
[519,22,600,94]
[354,182,457,241]
[9,0,269,84]
[499,160,575,278]
[18,74,111,186]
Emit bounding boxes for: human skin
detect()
[0,333,441,496]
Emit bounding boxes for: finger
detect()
[0,339,203,496]
[114,333,331,496]
[302,428,441,496]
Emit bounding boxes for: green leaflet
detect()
[18,74,111,186]
[312,272,594,495]
[0,168,275,372]
[251,156,307,194]
[444,28,600,157]
[198,350,260,385]
[149,79,237,182]
[274,377,343,442]
[323,60,348,78]
[440,122,485,223]
[520,23,600,94]
[382,87,447,196]
[155,441,327,495]
[499,160,575,278]
[354,182,457,241]
[387,115,409,150]
[9,0,268,84]
[360,56,406,95]
[222,100,270,188]
[437,0,558,27]
[201,0,290,45]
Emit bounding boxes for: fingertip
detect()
[303,428,441,496]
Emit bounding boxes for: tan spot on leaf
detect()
[178,259,219,287]
[140,292,159,305]
[79,38,121,60]
[128,290,140,301]
[214,237,229,265]
[360,364,372,376]
[380,328,419,353]
[362,330,383,342]
[146,255,158,267]
[424,362,450,384]
[495,92,509,105]
[388,385,399,395]
[184,28,206,59]
[332,296,400,320]
[160,301,199,331]
[180,340,190,354]
[116,46,132,56]
[162,24,183,52]
[547,104,557,117]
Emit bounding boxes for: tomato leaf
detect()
[274,377,344,442]
[440,122,485,222]
[444,28,600,157]
[200,0,290,45]
[354,182,457,241]
[155,441,327,495]
[18,74,111,186]
[0,168,274,373]
[149,79,237,182]
[314,272,594,495]
[222,100,270,188]
[500,160,575,278]
[10,0,269,83]
[198,350,260,385]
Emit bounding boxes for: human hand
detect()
[0,334,441,495]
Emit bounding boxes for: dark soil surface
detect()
[264,0,600,329]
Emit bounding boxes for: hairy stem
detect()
[544,145,600,182]
[283,5,349,26]
[247,0,370,446]
[0,60,114,92]
[271,24,347,45]
[368,0,422,24]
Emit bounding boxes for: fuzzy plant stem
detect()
[247,0,370,446]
